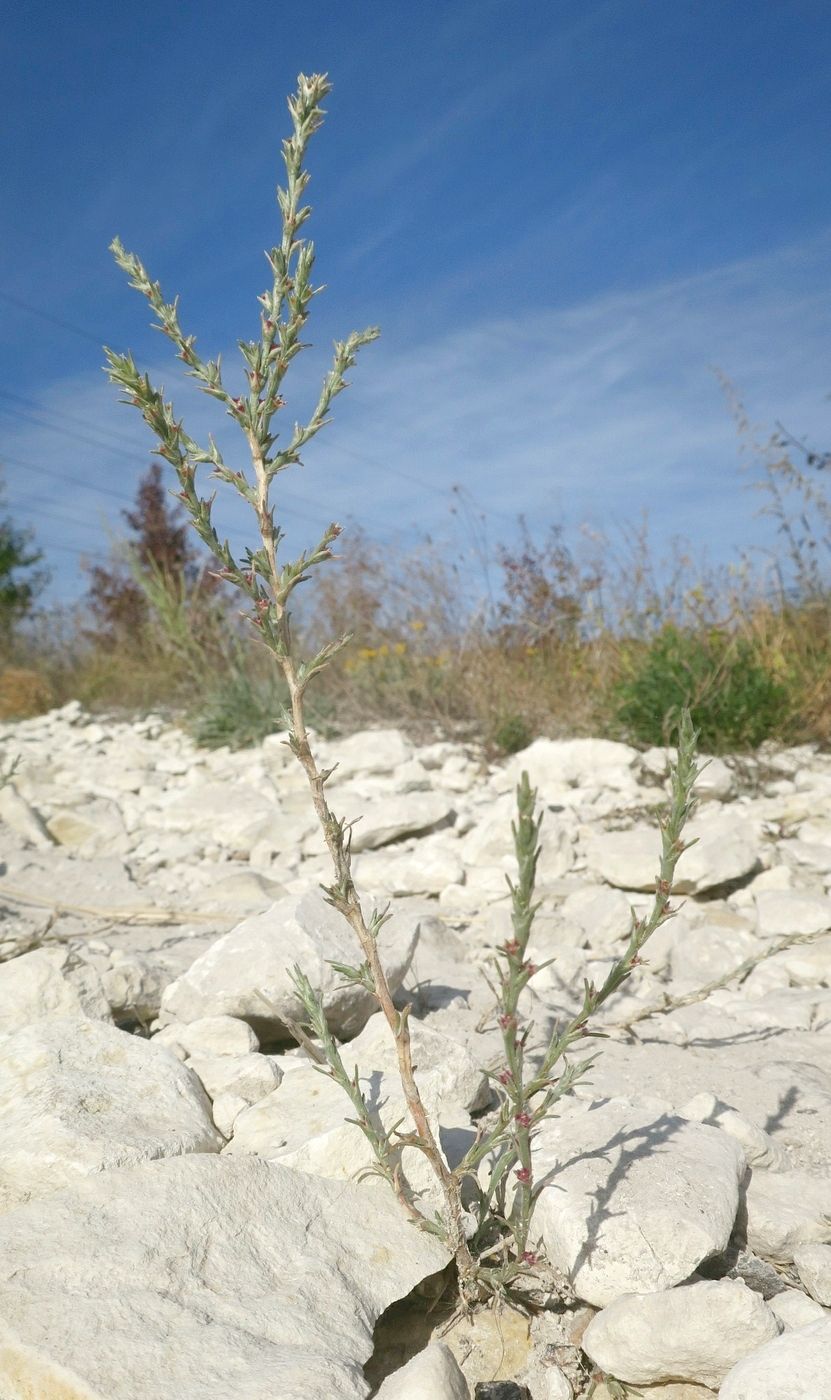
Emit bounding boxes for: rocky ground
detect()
[0,701,830,1398]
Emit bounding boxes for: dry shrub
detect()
[0,667,55,720]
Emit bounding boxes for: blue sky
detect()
[2,0,830,605]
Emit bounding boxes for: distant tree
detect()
[84,461,209,640]
[0,483,48,650]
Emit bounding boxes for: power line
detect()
[0,453,139,505]
[0,289,113,349]
[0,388,148,456]
[7,501,114,535]
[1,285,518,529]
[0,402,153,466]
[0,396,346,527]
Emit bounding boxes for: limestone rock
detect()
[669,924,758,993]
[225,1017,482,1211]
[0,947,112,1033]
[679,1093,787,1170]
[498,737,639,797]
[0,782,52,847]
[353,840,465,896]
[531,1097,745,1306]
[152,781,280,850]
[101,951,173,1022]
[769,1288,827,1329]
[794,1242,831,1306]
[582,1278,779,1387]
[556,884,634,951]
[375,1342,470,1398]
[744,1168,831,1262]
[348,792,456,852]
[196,868,287,910]
[345,1011,491,1115]
[160,889,419,1039]
[0,1017,221,1209]
[322,727,412,781]
[719,1318,831,1399]
[154,1014,260,1060]
[0,1153,449,1400]
[586,817,758,895]
[186,1052,282,1135]
[754,889,831,939]
[693,755,735,801]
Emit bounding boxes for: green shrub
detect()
[491,712,533,755]
[189,664,287,750]
[614,624,790,750]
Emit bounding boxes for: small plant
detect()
[614,623,789,750]
[491,713,533,755]
[105,73,701,1307]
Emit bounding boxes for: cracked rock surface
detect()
[0,704,830,1396]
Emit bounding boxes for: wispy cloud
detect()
[4,228,829,601]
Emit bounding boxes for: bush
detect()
[614,624,790,751]
[491,712,533,755]
[0,667,54,720]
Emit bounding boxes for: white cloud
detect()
[5,229,829,602]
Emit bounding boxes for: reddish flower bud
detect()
[503,939,520,956]
[524,962,538,977]
[515,1166,531,1183]
[521,1250,538,1266]
[498,1013,516,1032]
[497,1068,512,1086]
[515,1110,532,1128]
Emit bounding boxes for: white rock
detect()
[541,1369,573,1400]
[348,792,456,853]
[375,1341,469,1398]
[46,796,129,853]
[679,1093,787,1169]
[499,737,639,795]
[0,1154,449,1400]
[744,1169,831,1262]
[694,756,736,801]
[0,948,112,1033]
[160,889,419,1040]
[768,1288,827,1329]
[780,838,831,875]
[323,727,412,781]
[153,781,280,851]
[196,868,286,910]
[582,1278,780,1387]
[748,863,794,892]
[101,951,173,1022]
[754,890,831,939]
[0,782,52,847]
[669,923,758,991]
[586,816,759,895]
[719,1318,831,1400]
[557,884,634,950]
[210,1090,251,1136]
[531,1097,745,1306]
[187,1051,282,1105]
[154,1015,260,1059]
[9,852,145,913]
[794,1242,831,1306]
[353,840,465,896]
[0,1017,221,1208]
[226,1017,482,1210]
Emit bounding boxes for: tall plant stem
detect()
[274,615,475,1284]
